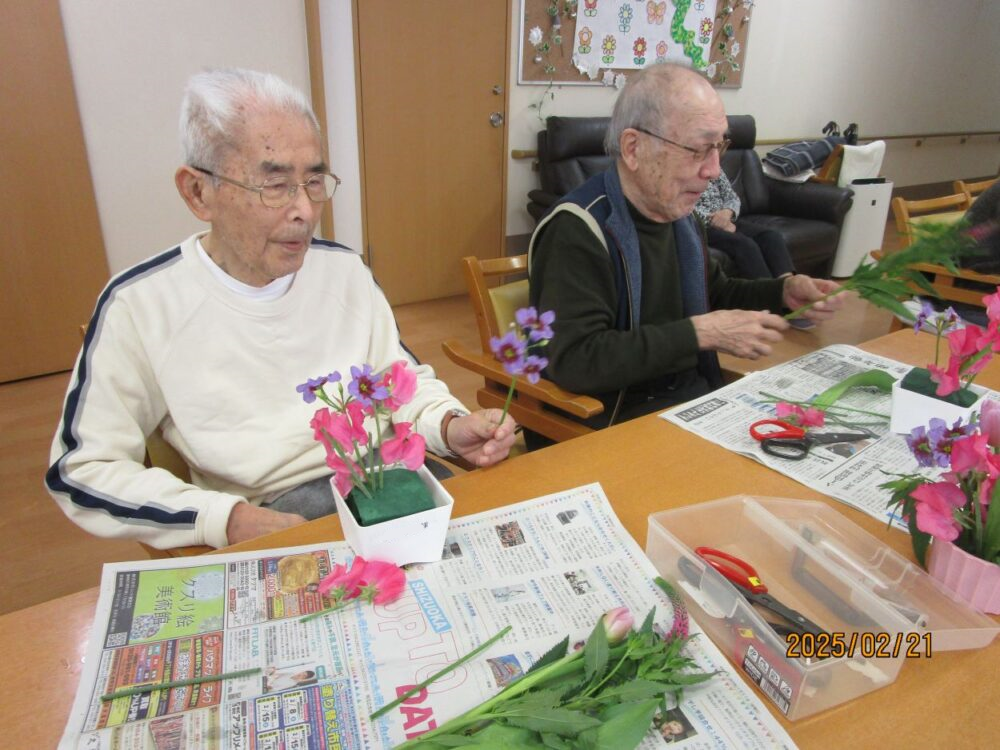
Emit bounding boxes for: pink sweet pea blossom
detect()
[357,559,407,604]
[947,324,984,360]
[326,453,361,498]
[381,360,418,411]
[318,556,369,600]
[949,433,991,474]
[910,482,966,541]
[928,358,962,396]
[380,422,426,470]
[775,402,825,428]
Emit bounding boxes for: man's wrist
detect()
[440,408,470,453]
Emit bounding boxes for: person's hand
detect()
[782,275,847,324]
[446,409,517,467]
[710,209,737,232]
[226,502,307,545]
[691,309,788,359]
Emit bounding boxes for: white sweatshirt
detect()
[47,234,466,549]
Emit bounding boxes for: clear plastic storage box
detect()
[646,496,999,720]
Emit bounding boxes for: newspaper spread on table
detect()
[661,344,999,529]
[61,483,795,750]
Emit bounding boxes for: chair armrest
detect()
[442,339,604,419]
[765,179,854,225]
[527,189,561,208]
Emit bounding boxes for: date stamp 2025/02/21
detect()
[785,631,932,660]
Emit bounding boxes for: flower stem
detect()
[784,286,847,320]
[371,625,512,721]
[500,377,517,426]
[298,600,351,624]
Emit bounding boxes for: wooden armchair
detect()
[891,193,970,247]
[953,177,997,205]
[442,255,604,443]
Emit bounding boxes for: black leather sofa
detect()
[526,115,854,278]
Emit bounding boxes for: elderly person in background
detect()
[527,63,843,439]
[47,68,515,549]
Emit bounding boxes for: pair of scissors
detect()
[749,419,872,461]
[694,547,827,638]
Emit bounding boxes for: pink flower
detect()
[947,324,984,360]
[317,556,369,600]
[928,358,962,396]
[775,402,825,428]
[326,453,361,498]
[357,559,407,604]
[949,433,990,474]
[601,607,634,643]
[910,482,966,541]
[380,422,426,470]
[381,361,418,411]
[313,405,368,456]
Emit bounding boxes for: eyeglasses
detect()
[193,167,341,208]
[634,127,731,162]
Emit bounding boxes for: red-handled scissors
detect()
[695,547,827,637]
[749,419,872,461]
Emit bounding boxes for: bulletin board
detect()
[519,0,751,88]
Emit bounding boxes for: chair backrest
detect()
[891,193,970,246]
[954,177,998,205]
[537,117,613,197]
[462,254,529,352]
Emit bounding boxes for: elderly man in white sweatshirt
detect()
[47,68,515,549]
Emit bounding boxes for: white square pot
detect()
[889,378,984,434]
[331,465,453,566]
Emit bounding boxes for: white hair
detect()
[179,68,319,171]
[604,63,706,158]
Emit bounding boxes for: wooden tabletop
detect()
[6,329,997,749]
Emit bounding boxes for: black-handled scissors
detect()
[694,547,828,638]
[749,419,872,461]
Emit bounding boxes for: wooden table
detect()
[5,330,997,748]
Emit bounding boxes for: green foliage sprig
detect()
[786,221,980,321]
[395,606,713,749]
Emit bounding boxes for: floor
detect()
[0,223,902,615]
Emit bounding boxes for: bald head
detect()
[605,63,722,158]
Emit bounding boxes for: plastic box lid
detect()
[646,495,999,721]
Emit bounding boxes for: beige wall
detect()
[60,1,1000,269]
[60,0,311,273]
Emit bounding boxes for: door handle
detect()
[489,111,504,128]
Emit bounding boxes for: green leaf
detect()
[577,699,661,750]
[598,678,674,702]
[583,618,609,681]
[540,732,573,750]
[908,509,931,567]
[638,605,656,636]
[463,724,545,747]
[527,636,569,674]
[502,706,602,736]
[859,288,917,320]
[812,369,895,411]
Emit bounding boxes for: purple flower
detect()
[490,331,527,375]
[520,355,548,384]
[348,364,388,406]
[295,371,341,404]
[914,300,935,333]
[906,424,936,468]
[515,307,556,342]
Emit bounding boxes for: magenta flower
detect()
[380,421,426,470]
[490,331,527,375]
[296,371,341,404]
[326,452,361,498]
[516,307,556,342]
[910,482,966,541]
[601,607,634,644]
[349,364,389,407]
[928,358,961,396]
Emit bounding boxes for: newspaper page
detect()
[61,484,795,750]
[661,345,998,529]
